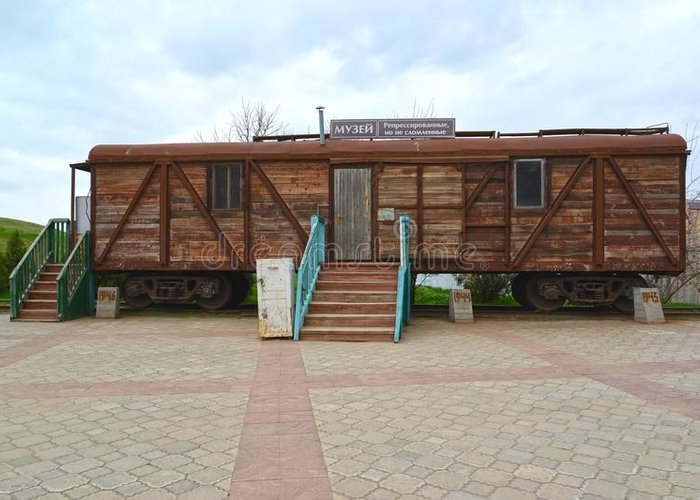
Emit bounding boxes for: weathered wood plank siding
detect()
[95,164,160,269]
[94,160,328,271]
[522,157,594,270]
[89,138,685,274]
[421,165,462,268]
[377,165,417,261]
[604,155,681,270]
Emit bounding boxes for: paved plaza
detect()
[0,313,699,499]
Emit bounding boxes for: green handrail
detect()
[293,215,326,340]
[57,231,95,321]
[394,215,411,342]
[9,219,70,319]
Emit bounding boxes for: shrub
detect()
[0,231,28,295]
[464,273,513,304]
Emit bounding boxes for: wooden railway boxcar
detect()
[72,128,688,312]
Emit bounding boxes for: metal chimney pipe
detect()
[316,106,325,146]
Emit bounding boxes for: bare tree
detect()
[393,98,436,119]
[649,122,700,303]
[685,121,699,201]
[196,98,289,142]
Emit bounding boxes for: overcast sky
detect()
[1,0,699,224]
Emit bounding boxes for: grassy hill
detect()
[0,217,43,250]
[0,218,43,301]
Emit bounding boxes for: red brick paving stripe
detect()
[0,335,67,368]
[477,328,700,421]
[664,320,700,334]
[229,341,332,500]
[589,373,700,420]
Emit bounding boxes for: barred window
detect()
[514,159,545,208]
[211,164,242,210]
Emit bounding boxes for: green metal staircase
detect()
[9,219,94,322]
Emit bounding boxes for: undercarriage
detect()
[121,272,250,310]
[511,273,649,312]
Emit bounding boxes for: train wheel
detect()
[613,275,648,313]
[511,274,534,309]
[196,275,233,310]
[122,278,153,309]
[228,273,251,306]
[524,274,565,312]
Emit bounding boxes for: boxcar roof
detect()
[86,134,687,164]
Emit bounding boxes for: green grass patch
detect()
[482,295,518,306]
[242,274,258,305]
[0,217,43,249]
[415,285,520,306]
[664,301,700,308]
[414,285,449,305]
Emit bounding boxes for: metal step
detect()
[28,290,57,300]
[17,309,59,321]
[315,280,396,291]
[32,281,57,292]
[304,313,395,327]
[308,301,396,314]
[312,290,397,303]
[322,262,399,271]
[300,326,394,342]
[317,271,398,281]
[23,299,57,310]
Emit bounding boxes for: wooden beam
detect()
[243,160,251,267]
[329,166,336,260]
[465,164,499,213]
[249,159,308,244]
[461,164,466,245]
[159,163,170,267]
[607,156,678,267]
[504,161,511,266]
[329,155,510,165]
[593,156,605,268]
[462,163,499,255]
[465,223,508,228]
[417,165,423,248]
[90,164,96,268]
[170,163,237,262]
[371,164,379,261]
[70,166,76,246]
[96,163,158,265]
[511,156,593,268]
[679,154,687,271]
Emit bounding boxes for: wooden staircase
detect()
[16,263,61,322]
[301,262,398,341]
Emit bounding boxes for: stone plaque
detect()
[633,287,665,324]
[449,289,474,323]
[96,287,120,319]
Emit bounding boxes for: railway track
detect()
[5,299,696,319]
[114,303,700,319]
[414,304,700,318]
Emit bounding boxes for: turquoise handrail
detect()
[9,219,70,320]
[393,215,411,342]
[293,215,326,340]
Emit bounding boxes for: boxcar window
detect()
[514,159,545,208]
[212,164,242,210]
